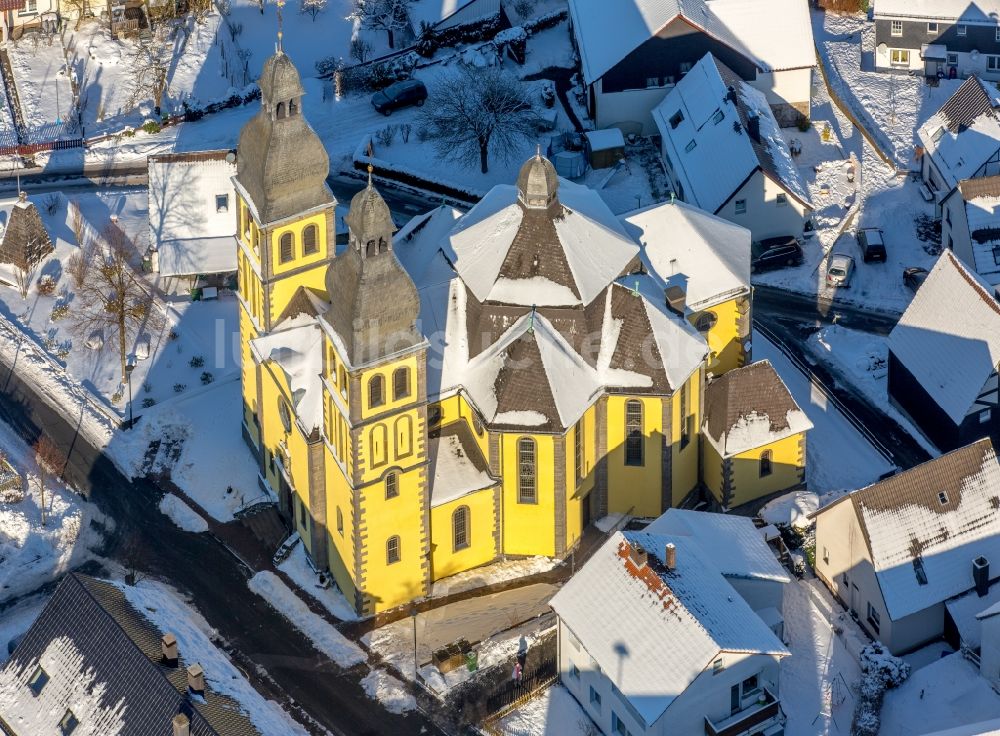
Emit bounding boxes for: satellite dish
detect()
[877,43,888,55]
[225,151,236,164]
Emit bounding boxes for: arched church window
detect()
[276,102,286,119]
[303,224,319,255]
[279,232,294,263]
[378,237,388,254]
[289,98,298,115]
[369,375,385,408]
[366,240,377,257]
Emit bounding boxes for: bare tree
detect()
[419,66,538,174]
[69,224,163,384]
[350,36,373,63]
[33,435,66,528]
[11,236,44,300]
[349,0,411,49]
[300,0,327,21]
[123,33,170,114]
[122,530,147,586]
[60,0,89,30]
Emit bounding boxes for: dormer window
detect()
[938,491,949,505]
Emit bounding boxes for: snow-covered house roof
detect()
[441,179,640,308]
[147,151,238,277]
[818,439,1000,621]
[620,198,751,311]
[946,581,1000,649]
[0,573,259,736]
[888,251,1000,425]
[703,360,812,457]
[549,531,788,728]
[918,77,1000,195]
[654,54,811,215]
[921,719,1000,736]
[645,508,792,583]
[567,0,813,86]
[875,0,1000,22]
[960,176,1000,284]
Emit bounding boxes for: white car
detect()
[826,254,855,288]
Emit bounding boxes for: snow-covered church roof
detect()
[702,360,811,457]
[620,198,751,311]
[654,54,810,215]
[550,531,788,727]
[441,173,640,308]
[567,0,813,86]
[888,251,1000,425]
[818,438,1000,621]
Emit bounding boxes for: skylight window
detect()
[712,109,724,125]
[685,140,697,153]
[938,491,949,505]
[932,126,945,143]
[27,666,48,695]
[669,110,684,129]
[59,710,79,735]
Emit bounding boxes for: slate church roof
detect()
[0,192,54,267]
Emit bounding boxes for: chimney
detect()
[665,543,676,571]
[665,285,686,316]
[172,714,190,736]
[974,556,990,597]
[725,85,738,106]
[747,112,761,143]
[187,663,205,696]
[161,633,178,667]
[629,543,648,568]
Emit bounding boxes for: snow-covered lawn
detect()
[109,376,262,522]
[803,325,939,456]
[780,575,866,735]
[277,542,358,622]
[496,684,596,736]
[360,668,416,714]
[430,556,557,597]
[754,330,894,495]
[0,593,47,664]
[813,10,961,168]
[880,653,1000,735]
[119,576,310,735]
[247,571,366,668]
[0,415,106,604]
[158,493,209,533]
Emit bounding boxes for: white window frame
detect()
[891,20,903,37]
[890,48,911,66]
[958,24,968,36]
[948,52,959,65]
[734,199,747,215]
[990,55,1000,71]
[776,193,788,206]
[928,22,938,33]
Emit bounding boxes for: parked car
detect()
[903,266,929,292]
[750,236,803,273]
[826,254,855,288]
[371,80,427,115]
[857,227,887,263]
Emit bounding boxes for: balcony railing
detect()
[704,688,782,736]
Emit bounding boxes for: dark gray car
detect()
[371,80,427,115]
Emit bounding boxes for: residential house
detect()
[147,150,238,295]
[550,530,789,736]
[874,0,1000,77]
[812,438,1000,655]
[701,360,811,510]
[1,0,58,42]
[916,75,1000,235]
[976,601,1000,691]
[645,507,791,636]
[566,0,814,134]
[0,572,262,736]
[654,54,813,243]
[887,251,1000,452]
[620,198,752,375]
[923,719,1000,736]
[949,176,1000,288]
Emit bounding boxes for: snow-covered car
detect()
[903,266,929,292]
[371,80,427,116]
[826,254,855,288]
[856,227,886,263]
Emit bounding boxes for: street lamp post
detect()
[410,604,418,683]
[124,357,136,429]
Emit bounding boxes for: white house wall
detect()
[942,191,974,266]
[750,68,813,114]
[980,614,1000,689]
[557,619,782,736]
[594,78,672,135]
[712,169,810,242]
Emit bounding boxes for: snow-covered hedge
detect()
[851,642,911,736]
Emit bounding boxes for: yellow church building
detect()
[232,51,811,616]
